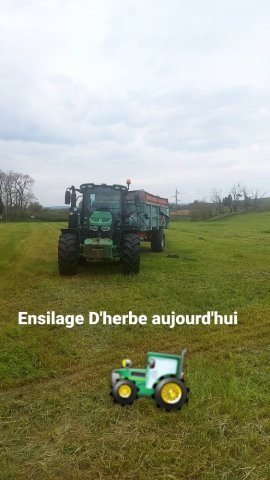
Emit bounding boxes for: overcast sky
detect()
[0,0,270,205]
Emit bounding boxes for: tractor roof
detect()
[80,183,128,191]
[147,352,181,360]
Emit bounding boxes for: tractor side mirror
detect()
[65,190,71,205]
[148,359,156,368]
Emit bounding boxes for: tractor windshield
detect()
[85,186,122,212]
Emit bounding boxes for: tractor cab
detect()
[145,352,182,389]
[79,184,129,232]
[81,183,128,217]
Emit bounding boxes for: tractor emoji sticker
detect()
[110,349,189,411]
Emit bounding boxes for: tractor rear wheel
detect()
[151,229,165,252]
[58,233,78,275]
[154,377,188,410]
[111,379,137,405]
[122,234,140,274]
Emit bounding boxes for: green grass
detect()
[0,214,270,480]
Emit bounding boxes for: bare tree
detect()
[211,188,224,215]
[231,182,242,212]
[241,185,252,211]
[0,170,36,220]
[250,188,266,210]
[16,173,35,216]
[0,195,3,218]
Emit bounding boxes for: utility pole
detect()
[171,188,182,207]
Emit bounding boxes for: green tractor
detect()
[58,180,169,275]
[110,349,189,411]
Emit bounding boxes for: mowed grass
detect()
[0,214,270,480]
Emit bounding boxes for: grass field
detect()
[0,213,270,480]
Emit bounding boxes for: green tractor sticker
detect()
[110,349,189,411]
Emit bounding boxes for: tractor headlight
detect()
[101,226,111,232]
[111,372,120,385]
[89,226,98,231]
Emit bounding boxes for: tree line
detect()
[0,170,36,220]
[188,182,266,220]
[211,182,264,215]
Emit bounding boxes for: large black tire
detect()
[154,377,188,411]
[151,229,165,252]
[111,379,137,405]
[122,234,140,274]
[58,233,78,275]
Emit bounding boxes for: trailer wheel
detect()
[151,229,165,252]
[155,378,188,410]
[111,379,137,405]
[122,234,140,274]
[58,233,78,275]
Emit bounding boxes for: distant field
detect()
[0,214,270,480]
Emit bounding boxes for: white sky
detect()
[0,0,270,205]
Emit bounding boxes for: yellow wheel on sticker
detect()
[118,384,132,398]
[160,382,182,404]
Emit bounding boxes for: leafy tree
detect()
[189,200,214,220]
[222,194,233,212]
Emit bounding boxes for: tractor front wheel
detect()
[154,377,188,410]
[151,229,165,252]
[122,234,140,274]
[111,379,137,405]
[58,233,78,275]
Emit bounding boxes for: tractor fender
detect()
[153,374,177,388]
[60,228,78,236]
